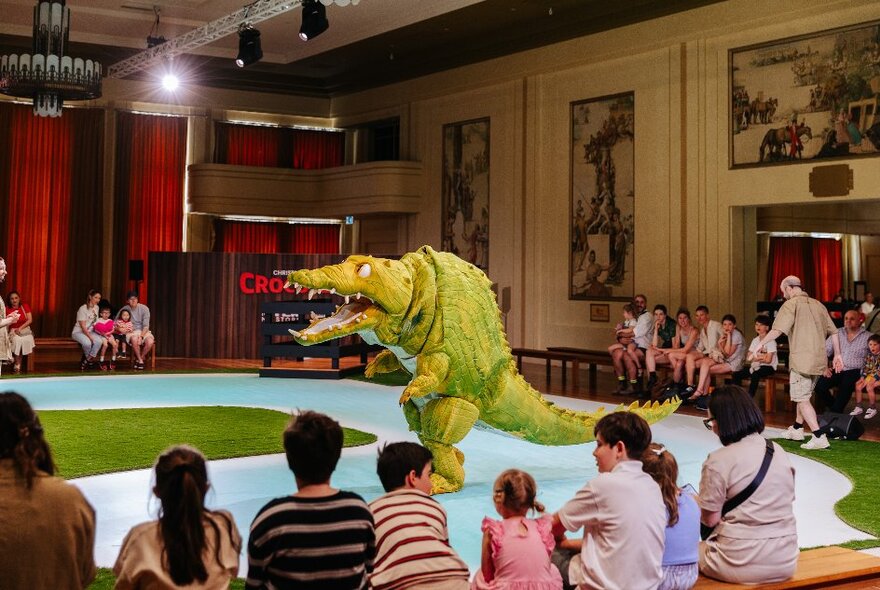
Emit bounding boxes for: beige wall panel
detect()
[534,47,675,350]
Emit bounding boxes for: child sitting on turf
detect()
[474,469,562,589]
[641,443,700,590]
[113,445,241,588]
[93,306,118,370]
[114,308,133,359]
[851,333,880,420]
[369,442,470,590]
[247,411,375,589]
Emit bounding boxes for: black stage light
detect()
[236,26,263,67]
[299,0,329,41]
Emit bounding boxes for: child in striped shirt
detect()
[851,334,880,420]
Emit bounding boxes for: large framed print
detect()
[570,92,635,301]
[730,20,880,168]
[441,118,489,271]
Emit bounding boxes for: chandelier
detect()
[0,1,102,118]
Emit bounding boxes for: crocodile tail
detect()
[479,366,681,446]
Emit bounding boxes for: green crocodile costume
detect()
[287,245,679,493]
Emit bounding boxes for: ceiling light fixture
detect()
[162,73,179,91]
[299,0,329,41]
[236,25,263,67]
[0,1,102,117]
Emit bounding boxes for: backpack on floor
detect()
[817,412,864,441]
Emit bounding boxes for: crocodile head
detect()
[286,255,413,345]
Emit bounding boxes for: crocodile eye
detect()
[357,263,372,279]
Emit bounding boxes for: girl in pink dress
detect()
[472,469,563,590]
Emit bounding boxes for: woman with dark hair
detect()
[699,386,797,584]
[7,291,36,373]
[113,445,241,589]
[71,289,102,369]
[0,391,96,588]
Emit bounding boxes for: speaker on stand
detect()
[129,259,144,297]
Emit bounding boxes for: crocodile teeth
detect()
[345,295,350,304]
[355,318,361,323]
[294,282,300,291]
[308,289,317,300]
[290,330,301,338]
[284,281,292,289]
[330,288,336,294]
[356,292,361,300]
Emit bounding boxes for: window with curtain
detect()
[114,112,187,305]
[0,103,104,337]
[214,122,344,170]
[214,219,340,254]
[766,236,842,301]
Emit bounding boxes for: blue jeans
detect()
[72,331,101,358]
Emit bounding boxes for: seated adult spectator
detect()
[700,386,797,585]
[657,308,700,395]
[369,442,469,590]
[6,291,35,374]
[114,445,241,589]
[71,289,102,370]
[0,392,96,588]
[116,291,155,370]
[610,294,651,393]
[676,306,722,399]
[551,412,666,590]
[860,292,875,317]
[689,315,745,411]
[641,305,678,394]
[814,309,870,413]
[731,315,778,399]
[247,411,375,589]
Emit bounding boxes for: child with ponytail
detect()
[473,469,562,589]
[641,443,700,590]
[113,445,241,589]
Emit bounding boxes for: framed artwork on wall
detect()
[590,303,610,323]
[730,20,880,168]
[570,92,635,301]
[441,118,490,271]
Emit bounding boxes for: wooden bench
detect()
[693,546,880,589]
[545,347,615,390]
[29,337,156,372]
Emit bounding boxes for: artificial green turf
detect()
[87,568,247,590]
[40,406,377,479]
[777,438,880,545]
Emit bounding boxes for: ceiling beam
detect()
[107,0,302,79]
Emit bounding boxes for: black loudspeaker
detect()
[129,259,144,282]
[818,412,865,440]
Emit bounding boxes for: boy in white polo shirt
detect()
[551,412,667,590]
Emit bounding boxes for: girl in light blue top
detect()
[642,442,700,590]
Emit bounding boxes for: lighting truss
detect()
[107,0,303,79]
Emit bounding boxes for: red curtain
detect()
[812,238,842,302]
[0,103,104,337]
[114,112,187,305]
[285,224,340,253]
[214,123,286,167]
[766,236,841,301]
[291,129,344,169]
[214,220,339,254]
[214,220,281,253]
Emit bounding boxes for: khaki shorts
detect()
[789,370,818,402]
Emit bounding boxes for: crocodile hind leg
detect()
[415,396,479,494]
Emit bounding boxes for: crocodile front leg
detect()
[364,349,403,378]
[415,396,479,494]
[399,353,449,405]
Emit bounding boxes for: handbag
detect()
[701,439,774,540]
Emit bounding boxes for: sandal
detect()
[13,365,20,374]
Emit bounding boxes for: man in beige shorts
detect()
[757,276,842,450]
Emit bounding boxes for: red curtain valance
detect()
[214,220,339,254]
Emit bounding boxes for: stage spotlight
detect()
[162,74,179,91]
[236,26,263,68]
[299,0,329,41]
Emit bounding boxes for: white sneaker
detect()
[866,407,877,420]
[800,434,830,450]
[780,426,805,441]
[850,406,864,416]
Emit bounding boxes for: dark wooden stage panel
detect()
[149,252,344,359]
